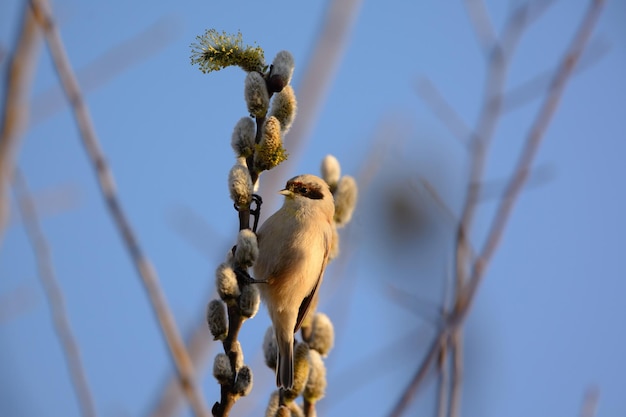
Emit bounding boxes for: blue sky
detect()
[1,0,625,416]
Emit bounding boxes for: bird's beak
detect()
[279,189,292,196]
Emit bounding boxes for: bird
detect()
[254,174,335,389]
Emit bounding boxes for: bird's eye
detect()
[298,186,308,194]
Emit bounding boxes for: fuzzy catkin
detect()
[244,71,269,117]
[282,343,310,402]
[235,229,258,267]
[263,326,278,370]
[304,349,327,402]
[213,353,232,384]
[321,154,341,191]
[269,85,297,134]
[233,365,253,396]
[228,163,253,208]
[304,313,334,356]
[268,50,295,92]
[215,262,240,303]
[333,175,358,227]
[239,283,260,318]
[206,299,227,340]
[254,116,286,171]
[231,117,256,158]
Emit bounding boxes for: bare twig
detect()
[462,0,496,55]
[415,78,472,144]
[449,331,463,417]
[502,37,609,112]
[436,342,449,417]
[12,168,98,417]
[28,0,209,416]
[0,4,41,245]
[388,1,604,416]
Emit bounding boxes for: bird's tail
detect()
[277,337,294,390]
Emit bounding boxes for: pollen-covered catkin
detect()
[239,283,260,318]
[304,349,327,403]
[263,326,278,370]
[303,313,334,356]
[269,85,297,134]
[333,175,358,227]
[244,71,269,117]
[228,162,253,208]
[321,154,341,192]
[268,50,295,92]
[234,229,258,267]
[282,343,311,402]
[233,365,253,396]
[231,117,256,158]
[265,391,283,417]
[254,116,287,171]
[213,353,232,384]
[206,299,227,340]
[215,262,240,303]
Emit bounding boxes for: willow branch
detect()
[146,1,364,415]
[461,0,605,314]
[28,0,209,415]
[388,1,604,416]
[0,4,40,245]
[449,331,463,417]
[12,168,98,417]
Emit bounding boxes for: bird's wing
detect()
[293,226,332,332]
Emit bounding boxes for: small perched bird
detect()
[254,174,335,389]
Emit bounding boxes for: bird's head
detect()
[279,174,334,219]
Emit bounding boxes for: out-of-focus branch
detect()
[578,387,600,417]
[436,343,449,417]
[12,168,98,417]
[415,78,471,144]
[28,1,209,416]
[462,0,605,315]
[462,0,496,56]
[0,4,41,246]
[30,15,182,126]
[388,1,604,416]
[449,332,463,417]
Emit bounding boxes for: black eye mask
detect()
[287,181,324,200]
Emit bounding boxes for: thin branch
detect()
[436,341,449,417]
[12,168,98,417]
[462,0,497,55]
[502,36,608,112]
[449,331,463,417]
[578,387,600,417]
[28,0,209,416]
[415,78,471,144]
[0,4,41,245]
